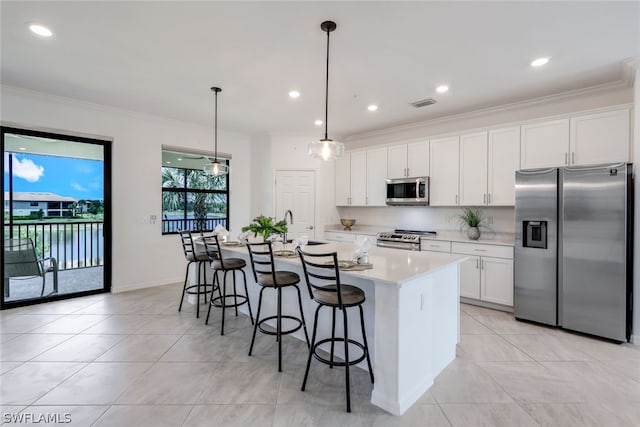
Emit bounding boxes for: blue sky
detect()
[3,153,104,200]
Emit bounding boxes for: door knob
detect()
[306,226,314,230]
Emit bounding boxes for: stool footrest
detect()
[257,315,303,336]
[184,284,215,295]
[312,338,367,367]
[211,294,249,308]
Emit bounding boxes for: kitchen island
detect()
[213,241,466,416]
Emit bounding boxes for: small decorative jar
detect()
[466,227,481,240]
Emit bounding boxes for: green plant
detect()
[458,208,486,228]
[242,215,288,241]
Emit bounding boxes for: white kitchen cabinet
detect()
[387,141,429,179]
[335,154,351,206]
[488,126,520,206]
[430,136,459,206]
[570,109,630,166]
[480,257,514,306]
[366,147,388,206]
[350,151,367,206]
[520,119,569,169]
[459,256,481,299]
[459,132,488,206]
[451,242,514,307]
[335,148,388,207]
[324,231,357,243]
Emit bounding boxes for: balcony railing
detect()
[162,217,227,234]
[3,221,104,270]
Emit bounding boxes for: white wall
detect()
[1,85,252,292]
[338,206,515,234]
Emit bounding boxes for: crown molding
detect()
[345,80,631,141]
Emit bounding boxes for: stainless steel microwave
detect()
[385,177,429,206]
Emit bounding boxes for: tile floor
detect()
[1,283,639,426]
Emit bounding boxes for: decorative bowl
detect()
[340,218,356,231]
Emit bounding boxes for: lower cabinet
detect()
[324,231,377,243]
[424,241,514,307]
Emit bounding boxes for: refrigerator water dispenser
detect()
[523,221,547,249]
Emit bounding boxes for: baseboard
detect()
[112,278,181,293]
[460,297,514,313]
[371,377,434,416]
[630,334,640,345]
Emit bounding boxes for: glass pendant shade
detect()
[203,160,229,176]
[308,138,345,161]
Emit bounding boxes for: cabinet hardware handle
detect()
[429,244,440,248]
[488,193,491,204]
[483,194,487,204]
[474,249,486,252]
[476,258,479,269]
[481,260,484,270]
[366,196,369,205]
[565,152,568,165]
[455,194,458,204]
[572,152,575,164]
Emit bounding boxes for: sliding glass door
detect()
[2,126,111,308]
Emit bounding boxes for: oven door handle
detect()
[377,240,420,251]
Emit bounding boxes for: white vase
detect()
[466,227,481,240]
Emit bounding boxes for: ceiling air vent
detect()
[410,98,437,108]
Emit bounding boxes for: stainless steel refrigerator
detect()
[514,163,633,342]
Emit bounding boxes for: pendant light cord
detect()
[214,89,218,162]
[324,26,330,141]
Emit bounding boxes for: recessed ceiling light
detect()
[314,119,323,126]
[19,147,27,151]
[531,57,550,67]
[177,158,182,161]
[367,104,378,112]
[29,23,53,37]
[288,90,301,99]
[166,161,171,164]
[436,85,449,93]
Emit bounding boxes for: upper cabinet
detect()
[387,141,429,179]
[430,136,460,206]
[520,119,569,169]
[520,108,630,169]
[488,127,520,205]
[570,109,630,166]
[335,148,387,207]
[459,131,488,206]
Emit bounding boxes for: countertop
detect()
[323,224,515,246]
[217,241,467,286]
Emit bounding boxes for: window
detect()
[161,149,230,234]
[29,201,38,207]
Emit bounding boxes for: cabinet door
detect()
[481,257,513,306]
[520,119,569,169]
[459,256,481,299]
[488,127,520,206]
[366,147,388,206]
[459,131,488,206]
[350,151,367,206]
[429,136,459,206]
[335,154,351,206]
[570,109,630,166]
[387,145,408,179]
[407,141,429,177]
[324,231,357,242]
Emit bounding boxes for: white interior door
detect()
[274,170,316,239]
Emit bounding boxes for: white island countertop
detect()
[220,241,467,286]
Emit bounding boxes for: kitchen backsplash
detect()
[336,206,515,233]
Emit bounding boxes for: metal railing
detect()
[162,218,227,234]
[4,221,104,270]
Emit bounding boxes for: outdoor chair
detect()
[3,238,59,298]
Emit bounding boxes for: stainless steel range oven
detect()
[377,229,437,251]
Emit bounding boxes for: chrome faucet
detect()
[282,210,293,242]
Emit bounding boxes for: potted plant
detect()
[458,208,486,240]
[241,215,288,242]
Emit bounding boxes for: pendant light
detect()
[308,20,345,161]
[203,86,229,176]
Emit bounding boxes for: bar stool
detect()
[177,230,214,318]
[246,242,310,372]
[297,248,374,413]
[203,234,254,335]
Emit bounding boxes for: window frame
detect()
[161,161,230,235]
